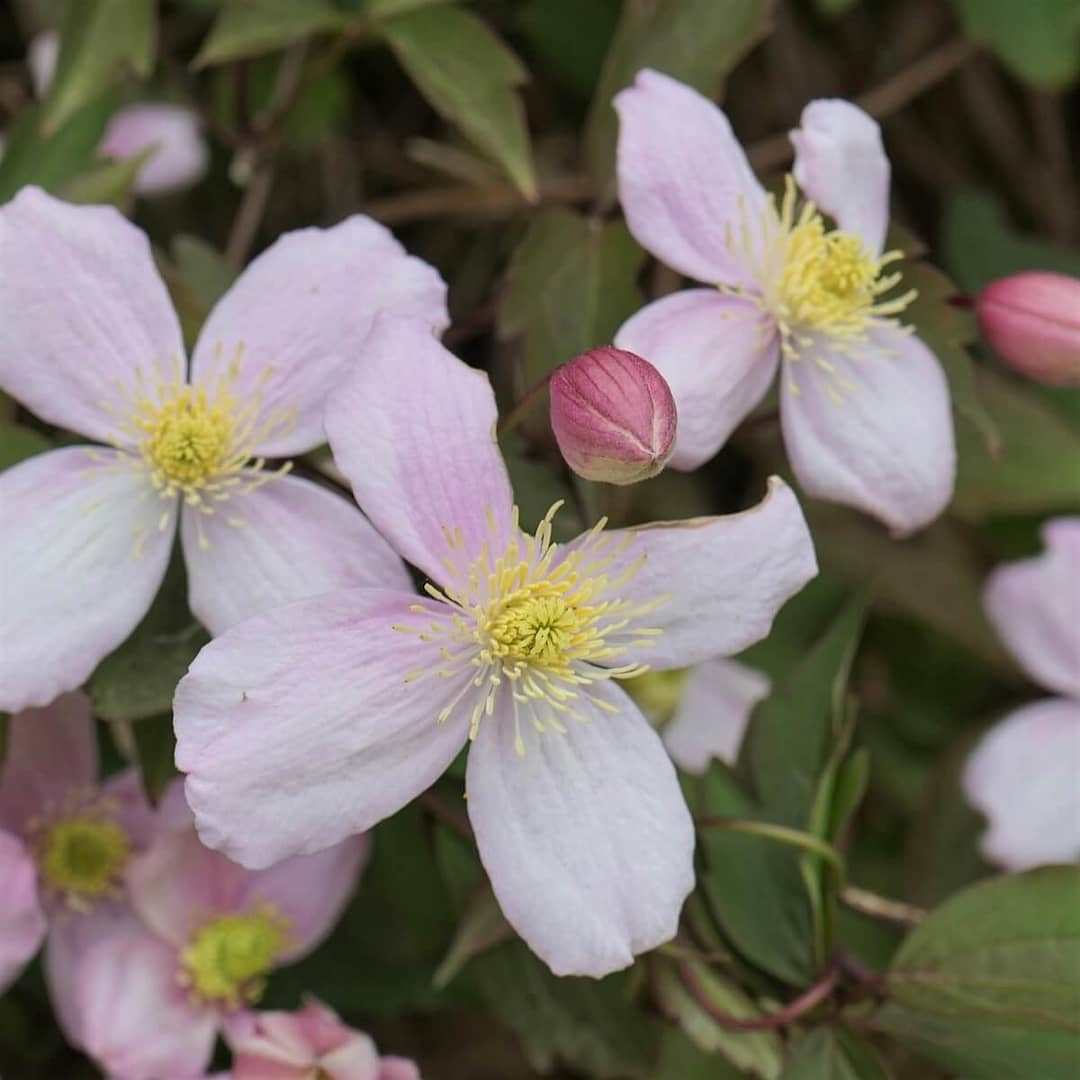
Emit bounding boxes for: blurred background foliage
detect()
[0,0,1078,1077]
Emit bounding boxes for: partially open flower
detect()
[975,271,1080,386]
[550,346,677,485]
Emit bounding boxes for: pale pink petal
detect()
[378,1059,420,1080]
[99,104,209,196]
[77,912,217,1080]
[0,691,96,836]
[0,448,174,713]
[101,769,158,852]
[614,290,779,469]
[320,1035,382,1080]
[0,830,45,993]
[0,187,185,444]
[592,478,817,669]
[963,699,1080,871]
[614,68,766,287]
[189,219,448,457]
[780,325,955,536]
[292,999,354,1053]
[174,589,470,869]
[181,473,410,635]
[790,99,890,256]
[325,315,514,584]
[467,681,694,977]
[28,32,58,97]
[663,659,771,774]
[983,518,1080,698]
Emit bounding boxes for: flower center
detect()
[396,502,667,755]
[728,175,915,361]
[177,908,290,1008]
[37,816,130,909]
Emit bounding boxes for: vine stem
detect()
[840,885,926,927]
[695,816,846,882]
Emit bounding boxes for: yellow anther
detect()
[37,815,130,909]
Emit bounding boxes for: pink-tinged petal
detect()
[780,325,955,536]
[467,681,694,977]
[0,691,96,835]
[983,518,1080,697]
[174,588,470,868]
[99,104,209,196]
[378,1059,421,1080]
[101,769,158,852]
[790,99,890,256]
[0,448,174,713]
[614,69,766,287]
[77,912,217,1080]
[181,473,410,635]
[28,32,58,97]
[319,1036,382,1080]
[0,187,185,444]
[292,999,354,1053]
[325,315,514,585]
[614,290,779,469]
[963,699,1080,871]
[189,219,448,458]
[663,659,770,774]
[595,478,817,670]
[0,830,45,993]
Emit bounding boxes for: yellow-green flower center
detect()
[38,817,130,907]
[177,908,290,1008]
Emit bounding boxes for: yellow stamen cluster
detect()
[727,175,916,364]
[395,502,667,756]
[177,906,290,1009]
[29,796,131,910]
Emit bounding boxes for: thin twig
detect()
[419,790,471,837]
[225,163,274,268]
[496,369,556,436]
[696,816,846,881]
[841,885,926,928]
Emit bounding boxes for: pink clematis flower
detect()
[963,519,1080,870]
[628,659,771,775]
[613,71,955,536]
[0,827,46,993]
[73,800,369,1080]
[0,187,447,713]
[173,316,818,978]
[28,33,208,196]
[229,998,419,1080]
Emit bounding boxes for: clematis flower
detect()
[73,804,369,1080]
[0,187,447,713]
[28,32,208,196]
[963,519,1080,870]
[228,998,419,1080]
[627,659,771,775]
[173,315,818,978]
[613,71,955,536]
[0,828,46,993]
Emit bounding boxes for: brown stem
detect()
[419,790,472,837]
[225,163,275,268]
[496,370,556,436]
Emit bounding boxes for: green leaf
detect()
[433,883,512,989]
[652,956,783,1078]
[585,0,771,185]
[953,368,1080,520]
[518,0,620,99]
[130,714,179,804]
[89,552,209,724]
[499,209,645,389]
[42,0,156,133]
[59,147,154,207]
[471,942,659,1077]
[0,424,51,470]
[377,6,537,200]
[781,1026,890,1079]
[164,235,239,348]
[196,0,352,66]
[949,0,1080,89]
[363,0,457,17]
[653,1029,744,1079]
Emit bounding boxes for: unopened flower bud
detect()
[975,271,1080,386]
[550,347,677,485]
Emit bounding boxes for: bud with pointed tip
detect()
[976,271,1080,386]
[550,346,677,485]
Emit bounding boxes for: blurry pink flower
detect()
[229,998,419,1080]
[613,71,955,535]
[963,519,1080,870]
[74,807,369,1080]
[0,828,46,993]
[975,271,1080,387]
[0,187,448,712]
[628,659,771,774]
[28,33,208,196]
[550,346,677,485]
[173,316,817,978]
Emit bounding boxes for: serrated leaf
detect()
[585,0,771,185]
[781,1026,890,1079]
[196,0,352,66]
[42,0,156,133]
[949,0,1080,89]
[378,6,536,200]
[652,956,783,1078]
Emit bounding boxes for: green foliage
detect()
[196,0,353,66]
[780,1027,890,1079]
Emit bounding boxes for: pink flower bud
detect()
[549,346,677,485]
[975,271,1080,386]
